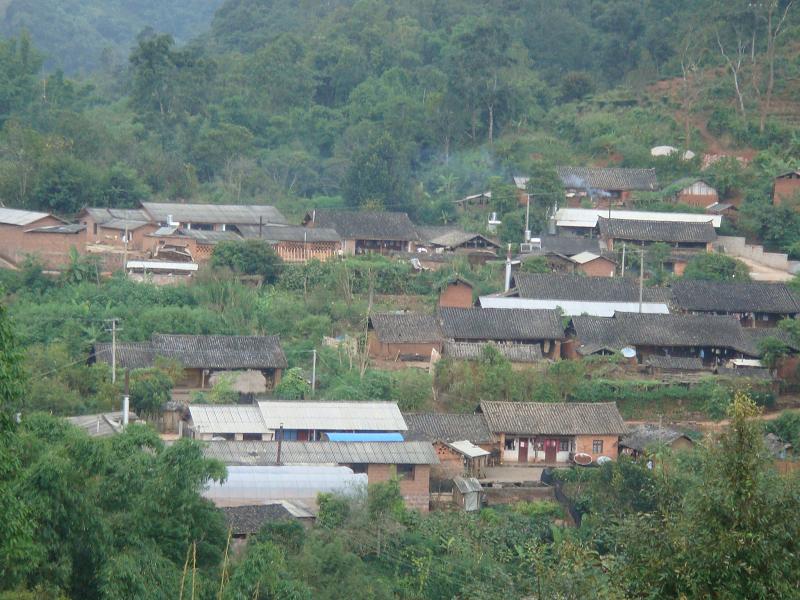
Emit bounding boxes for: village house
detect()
[515,167,658,208]
[141,201,288,230]
[438,307,565,359]
[203,439,438,511]
[570,312,757,365]
[0,207,77,268]
[619,424,695,458]
[644,355,706,375]
[142,227,243,262]
[237,224,341,262]
[438,275,475,308]
[368,313,443,361]
[303,209,419,255]
[404,412,497,477]
[92,334,287,391]
[415,225,500,258]
[667,177,719,208]
[220,503,314,544]
[78,207,158,251]
[480,272,671,317]
[442,341,543,367]
[772,170,800,206]
[452,191,491,212]
[65,411,139,437]
[670,280,800,327]
[553,208,722,238]
[568,251,617,277]
[519,235,614,275]
[479,401,626,464]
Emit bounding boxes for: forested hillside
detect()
[0,0,225,73]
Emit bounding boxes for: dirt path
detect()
[737,256,794,282]
[628,407,798,434]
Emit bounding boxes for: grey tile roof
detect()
[443,341,542,363]
[370,313,442,344]
[536,235,604,256]
[620,425,693,452]
[416,226,499,249]
[222,504,294,535]
[94,336,288,370]
[203,440,439,465]
[572,313,753,355]
[237,224,341,243]
[598,217,716,243]
[513,272,666,303]
[644,355,706,371]
[403,413,495,444]
[480,401,626,436]
[742,328,800,353]
[25,224,86,234]
[557,166,658,191]
[671,280,800,314]
[84,207,150,223]
[439,307,565,341]
[142,202,288,225]
[307,210,419,241]
[66,411,139,437]
[173,229,244,244]
[152,334,287,369]
[0,207,57,226]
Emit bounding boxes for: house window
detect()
[559,440,570,452]
[350,463,368,474]
[242,433,263,441]
[592,440,604,454]
[396,464,415,481]
[504,438,516,450]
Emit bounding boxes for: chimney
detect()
[276,423,284,465]
[167,214,173,226]
[504,244,512,292]
[122,369,130,427]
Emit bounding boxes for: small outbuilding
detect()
[452,476,484,512]
[619,425,695,458]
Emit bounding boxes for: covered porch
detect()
[500,433,574,464]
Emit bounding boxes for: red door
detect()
[518,438,528,463]
[544,439,557,463]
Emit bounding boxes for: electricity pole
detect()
[621,243,626,277]
[311,348,317,396]
[105,318,120,383]
[638,245,645,313]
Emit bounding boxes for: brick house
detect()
[143,227,243,262]
[303,209,419,255]
[619,425,694,458]
[0,207,71,267]
[668,178,719,208]
[416,226,500,257]
[203,439,438,512]
[438,275,475,308]
[78,207,158,250]
[92,334,287,390]
[546,166,658,207]
[773,170,800,206]
[368,313,443,361]
[442,341,543,367]
[569,251,616,277]
[479,401,626,464]
[237,224,341,263]
[19,223,87,269]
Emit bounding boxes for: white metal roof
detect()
[257,401,407,431]
[126,260,199,271]
[479,296,670,317]
[729,358,763,368]
[570,251,603,264]
[446,440,490,458]
[189,405,269,434]
[555,208,721,229]
[0,207,53,226]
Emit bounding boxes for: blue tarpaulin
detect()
[324,432,404,442]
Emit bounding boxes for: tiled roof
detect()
[403,413,495,443]
[557,166,658,191]
[742,328,800,353]
[0,207,58,226]
[671,280,800,314]
[438,307,565,341]
[555,208,721,229]
[307,210,419,241]
[84,207,151,230]
[65,411,138,437]
[443,341,542,363]
[203,440,439,465]
[25,224,86,234]
[142,202,288,225]
[416,226,499,249]
[534,235,605,256]
[237,224,341,243]
[572,313,753,355]
[480,401,626,436]
[189,405,269,434]
[620,425,693,452]
[598,217,716,243]
[644,355,706,371]
[514,273,666,303]
[222,504,294,535]
[370,313,442,344]
[92,342,155,369]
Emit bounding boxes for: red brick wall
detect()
[20,232,86,269]
[439,281,474,308]
[773,174,800,206]
[678,192,719,208]
[575,434,619,461]
[367,464,431,512]
[0,216,65,266]
[367,331,441,360]
[576,257,616,277]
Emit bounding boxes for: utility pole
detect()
[524,193,531,242]
[311,348,317,396]
[123,369,130,427]
[621,243,626,277]
[105,318,120,383]
[123,225,129,273]
[638,244,644,313]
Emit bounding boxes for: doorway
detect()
[518,438,528,463]
[544,439,557,463]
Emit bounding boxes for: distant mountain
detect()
[1,0,225,73]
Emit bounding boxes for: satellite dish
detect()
[621,347,637,358]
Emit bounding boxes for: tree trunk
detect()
[487,103,494,145]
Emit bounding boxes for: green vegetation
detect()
[682,252,751,281]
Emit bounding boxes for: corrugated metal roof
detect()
[0,207,54,226]
[203,440,438,465]
[258,401,407,431]
[446,440,490,458]
[65,411,138,437]
[142,202,288,225]
[453,476,483,493]
[324,432,405,442]
[479,296,670,317]
[555,208,722,229]
[25,224,85,234]
[480,401,627,436]
[189,405,269,434]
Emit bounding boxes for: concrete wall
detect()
[367,464,431,512]
[439,281,474,308]
[717,235,800,273]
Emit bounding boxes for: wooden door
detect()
[544,439,557,463]
[518,438,528,463]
